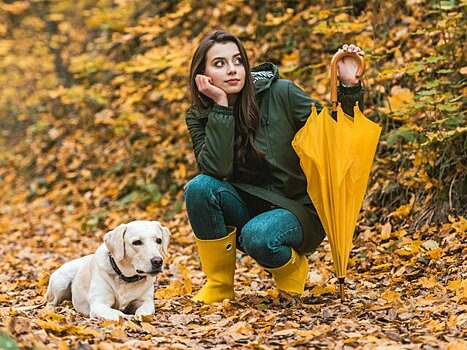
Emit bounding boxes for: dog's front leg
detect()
[134,285,155,321]
[88,281,126,321]
[134,299,155,320]
[90,300,126,321]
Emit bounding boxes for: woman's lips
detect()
[225,79,240,85]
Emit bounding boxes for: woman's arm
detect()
[185,105,235,179]
[338,82,364,117]
[288,81,322,130]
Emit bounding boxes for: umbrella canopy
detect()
[292,51,381,301]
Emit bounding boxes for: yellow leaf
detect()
[1,1,29,15]
[428,247,443,260]
[36,319,101,337]
[389,194,415,219]
[427,319,445,331]
[371,263,392,271]
[448,341,467,350]
[419,276,438,289]
[7,282,18,292]
[273,328,296,336]
[140,321,159,335]
[388,86,414,109]
[174,163,187,180]
[179,262,193,295]
[126,320,141,332]
[281,51,300,73]
[447,280,463,291]
[57,340,69,350]
[334,13,349,22]
[447,314,457,328]
[155,280,183,299]
[295,329,320,337]
[451,216,467,234]
[310,284,335,296]
[100,320,120,327]
[394,248,413,256]
[154,264,192,299]
[380,222,392,240]
[382,290,401,302]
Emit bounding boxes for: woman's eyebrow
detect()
[211,53,241,62]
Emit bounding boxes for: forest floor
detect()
[0,209,465,349]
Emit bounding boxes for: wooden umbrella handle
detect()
[330,51,366,112]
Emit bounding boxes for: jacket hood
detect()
[252,62,279,94]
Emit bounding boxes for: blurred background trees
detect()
[0,0,465,236]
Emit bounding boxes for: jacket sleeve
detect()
[288,81,364,127]
[288,81,322,130]
[337,82,364,117]
[185,104,235,178]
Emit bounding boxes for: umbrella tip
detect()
[338,277,345,303]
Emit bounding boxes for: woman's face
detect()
[204,42,246,97]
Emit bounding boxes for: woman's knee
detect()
[240,221,276,262]
[240,210,302,267]
[184,174,221,202]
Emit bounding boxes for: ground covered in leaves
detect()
[0,209,465,349]
[0,0,466,349]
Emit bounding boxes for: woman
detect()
[185,30,364,304]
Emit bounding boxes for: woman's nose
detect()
[227,63,236,74]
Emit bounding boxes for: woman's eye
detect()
[214,60,224,67]
[156,238,162,244]
[132,240,143,246]
[234,58,243,65]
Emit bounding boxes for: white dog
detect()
[46,220,170,321]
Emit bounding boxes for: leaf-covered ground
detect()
[0,0,466,349]
[0,208,465,349]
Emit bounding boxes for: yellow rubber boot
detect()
[192,226,236,304]
[265,249,309,294]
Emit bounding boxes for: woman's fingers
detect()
[195,74,210,93]
[195,74,226,103]
[340,44,365,56]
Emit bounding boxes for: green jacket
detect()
[186,62,364,254]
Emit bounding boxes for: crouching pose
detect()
[185,30,364,303]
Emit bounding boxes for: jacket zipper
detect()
[261,89,275,163]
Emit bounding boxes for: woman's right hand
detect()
[195,74,228,106]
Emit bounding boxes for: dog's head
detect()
[104,220,171,276]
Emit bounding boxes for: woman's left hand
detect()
[337,44,365,86]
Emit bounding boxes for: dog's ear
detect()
[104,224,127,261]
[161,226,171,259]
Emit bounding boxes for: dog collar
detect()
[108,253,146,283]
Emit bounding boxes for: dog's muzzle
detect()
[137,256,163,276]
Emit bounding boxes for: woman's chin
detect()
[223,87,243,95]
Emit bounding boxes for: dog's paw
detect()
[134,306,154,321]
[90,308,126,322]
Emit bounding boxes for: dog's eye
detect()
[156,238,162,244]
[132,240,143,246]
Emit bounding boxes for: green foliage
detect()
[0,333,18,350]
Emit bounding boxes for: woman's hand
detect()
[337,44,365,86]
[195,74,228,106]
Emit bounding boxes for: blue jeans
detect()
[184,174,303,268]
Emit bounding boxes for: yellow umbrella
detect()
[292,51,381,301]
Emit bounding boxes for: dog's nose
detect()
[151,256,163,267]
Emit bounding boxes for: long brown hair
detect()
[189,30,263,164]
